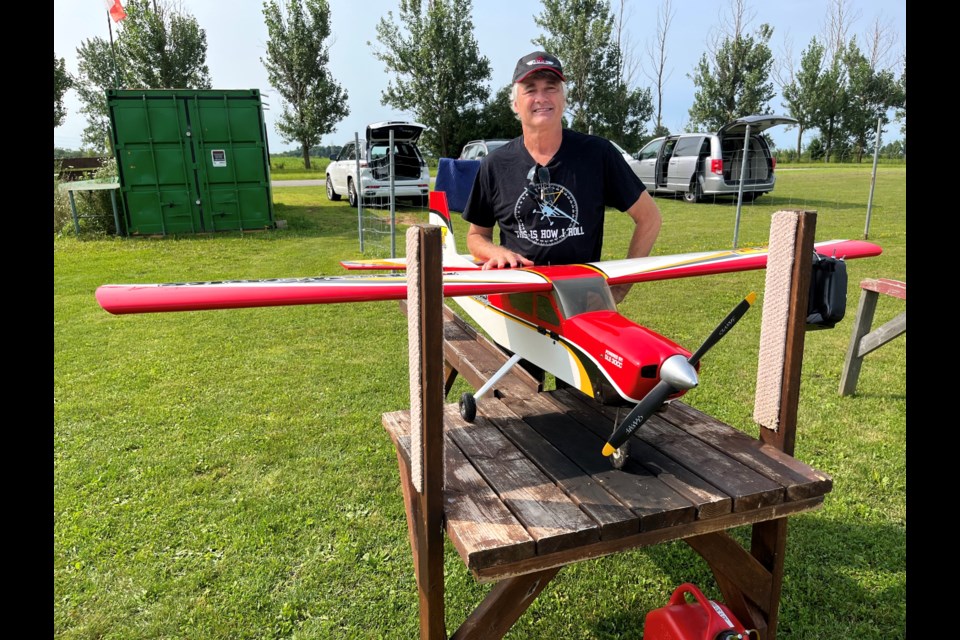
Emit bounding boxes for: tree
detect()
[806,56,845,163]
[372,0,491,158]
[822,0,860,63]
[73,0,211,152]
[894,50,905,145]
[862,14,899,71]
[75,38,119,151]
[610,0,640,87]
[533,0,616,132]
[54,52,72,129]
[879,139,903,159]
[687,0,775,132]
[118,0,211,89]
[534,0,652,148]
[643,0,675,137]
[451,84,523,153]
[262,0,349,168]
[780,38,830,157]
[840,38,903,163]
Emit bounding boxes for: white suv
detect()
[326,121,431,207]
[459,139,509,160]
[634,114,797,203]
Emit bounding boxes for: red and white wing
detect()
[339,254,481,271]
[95,269,552,315]
[594,239,882,286]
[96,239,882,315]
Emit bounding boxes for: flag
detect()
[104,0,126,22]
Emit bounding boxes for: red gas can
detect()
[643,582,756,640]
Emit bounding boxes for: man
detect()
[461,50,662,304]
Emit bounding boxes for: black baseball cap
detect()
[512,51,565,84]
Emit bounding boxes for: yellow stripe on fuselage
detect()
[453,295,594,397]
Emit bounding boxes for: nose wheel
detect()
[608,439,630,470]
[459,392,477,422]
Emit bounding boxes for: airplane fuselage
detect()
[451,264,694,406]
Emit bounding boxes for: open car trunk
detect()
[722,137,772,184]
[718,114,796,185]
[368,141,424,180]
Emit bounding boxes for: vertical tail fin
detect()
[428,191,475,268]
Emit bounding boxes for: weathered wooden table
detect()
[384,303,831,639]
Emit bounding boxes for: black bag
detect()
[806,253,848,330]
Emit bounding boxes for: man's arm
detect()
[466,224,535,270]
[610,190,662,304]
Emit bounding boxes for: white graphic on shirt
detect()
[513,183,583,247]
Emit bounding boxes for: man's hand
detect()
[609,283,631,305]
[466,223,534,270]
[480,246,535,270]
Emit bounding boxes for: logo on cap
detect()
[513,51,565,83]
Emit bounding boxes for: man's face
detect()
[514,75,564,130]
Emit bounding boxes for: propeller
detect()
[602,292,757,464]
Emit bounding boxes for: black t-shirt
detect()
[461,129,646,265]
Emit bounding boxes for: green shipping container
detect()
[107,89,275,235]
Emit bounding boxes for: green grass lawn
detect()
[268,155,331,180]
[54,166,906,639]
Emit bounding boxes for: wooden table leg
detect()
[686,519,789,640]
[451,567,561,640]
[839,288,878,396]
[444,361,459,397]
[394,448,446,639]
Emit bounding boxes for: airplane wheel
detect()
[609,440,630,470]
[459,392,477,422]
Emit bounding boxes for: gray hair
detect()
[509,70,568,120]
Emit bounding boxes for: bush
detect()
[53,175,73,235]
[773,147,799,163]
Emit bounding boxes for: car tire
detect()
[325,175,341,201]
[347,178,358,207]
[683,178,701,203]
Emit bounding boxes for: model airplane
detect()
[95,191,883,468]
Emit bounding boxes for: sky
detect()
[53,0,906,155]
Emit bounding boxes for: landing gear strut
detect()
[459,353,524,422]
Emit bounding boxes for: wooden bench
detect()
[386,212,828,639]
[839,278,906,396]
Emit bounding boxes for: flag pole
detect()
[107,9,120,89]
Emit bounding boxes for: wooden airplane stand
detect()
[384,212,827,640]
